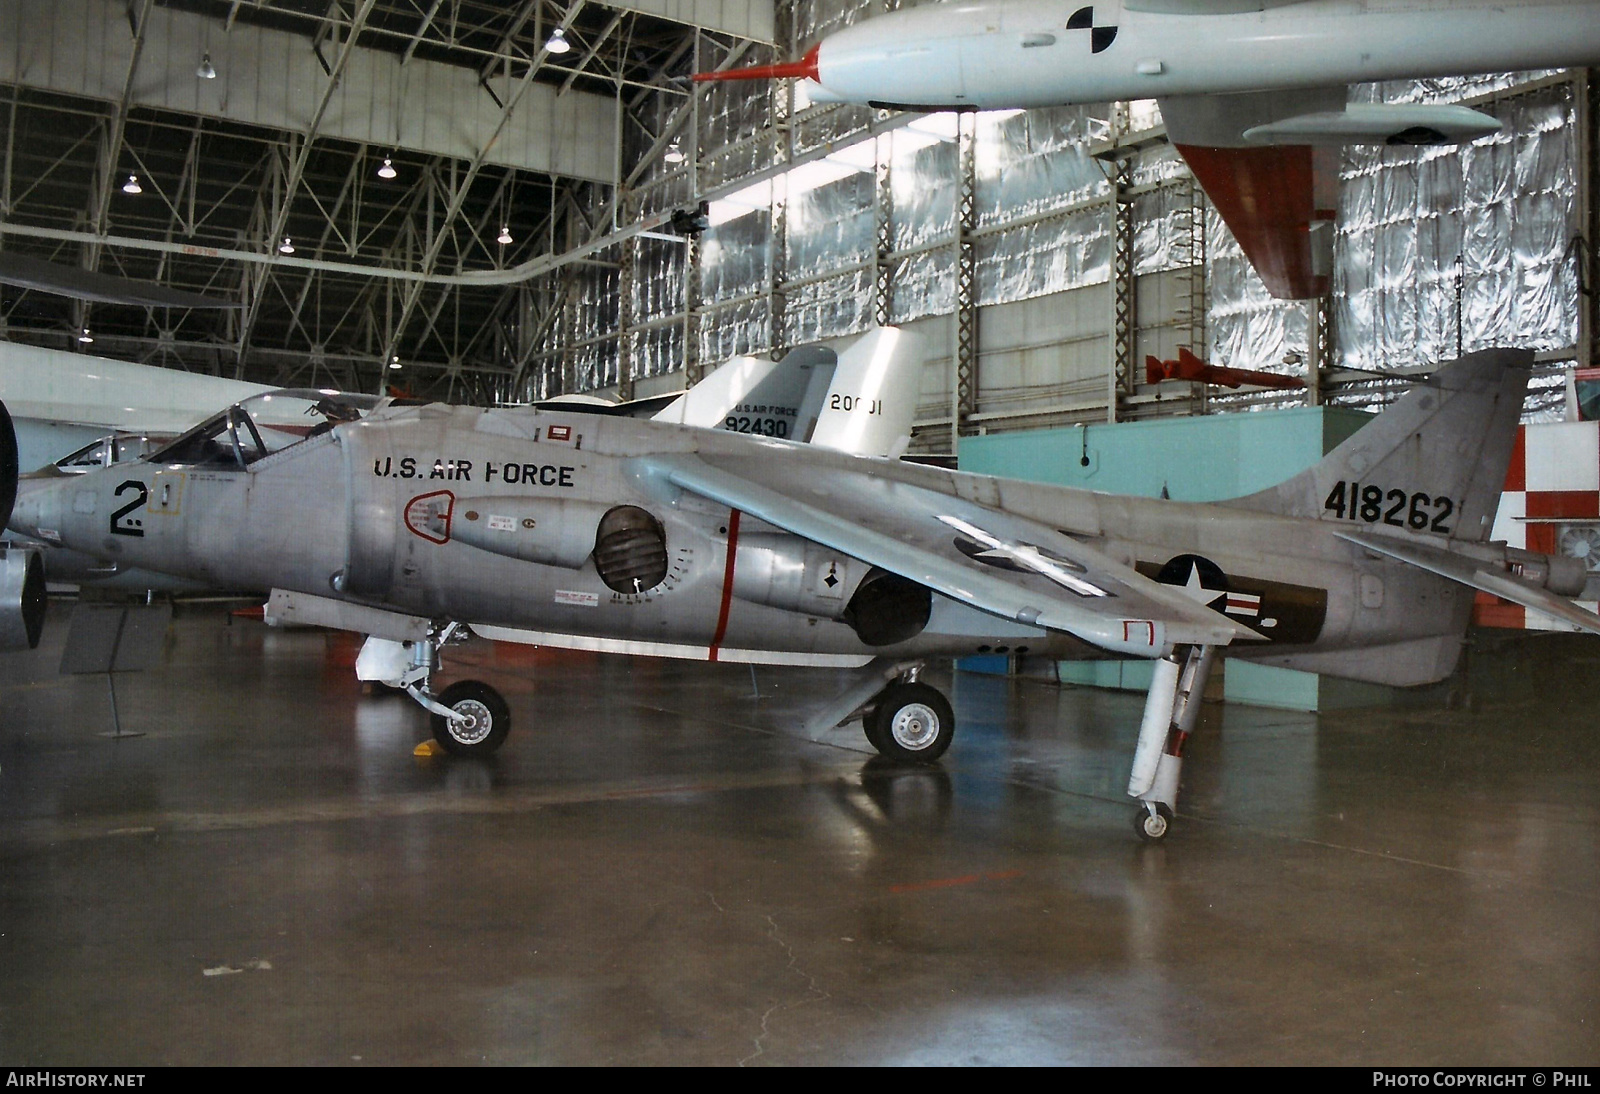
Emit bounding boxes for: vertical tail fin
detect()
[651,345,835,435]
[808,326,922,459]
[1223,348,1532,543]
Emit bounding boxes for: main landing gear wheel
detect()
[430,680,510,757]
[1134,802,1174,842]
[867,681,955,763]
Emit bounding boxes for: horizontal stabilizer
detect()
[1337,531,1600,637]
[1243,104,1501,147]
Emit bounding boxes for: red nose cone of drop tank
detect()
[692,43,820,84]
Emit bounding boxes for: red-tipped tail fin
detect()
[692,44,819,84]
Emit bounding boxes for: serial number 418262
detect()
[1324,480,1456,533]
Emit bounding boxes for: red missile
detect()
[1145,347,1305,391]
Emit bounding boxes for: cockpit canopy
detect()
[148,389,381,469]
[54,432,171,473]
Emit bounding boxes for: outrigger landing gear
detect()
[355,623,511,757]
[1126,644,1216,841]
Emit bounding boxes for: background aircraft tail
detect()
[807,326,922,459]
[651,344,834,435]
[650,325,920,458]
[1224,347,1532,543]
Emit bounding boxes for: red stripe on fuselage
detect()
[709,508,742,662]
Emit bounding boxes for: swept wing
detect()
[646,452,1260,656]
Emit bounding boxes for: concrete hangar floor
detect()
[0,599,1595,1067]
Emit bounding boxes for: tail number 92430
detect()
[724,416,789,437]
[1324,481,1455,534]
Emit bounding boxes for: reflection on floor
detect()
[0,601,1596,1065]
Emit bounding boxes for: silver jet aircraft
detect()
[5,347,1596,839]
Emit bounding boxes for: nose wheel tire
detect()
[430,680,510,757]
[1134,802,1174,842]
[866,681,954,762]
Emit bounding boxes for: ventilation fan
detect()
[1557,524,1600,573]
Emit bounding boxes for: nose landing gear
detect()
[357,623,512,757]
[428,679,510,756]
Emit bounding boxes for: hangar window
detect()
[149,390,379,469]
[593,506,669,594]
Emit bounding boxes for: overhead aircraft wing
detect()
[0,251,239,309]
[1159,90,1500,300]
[1337,531,1600,637]
[646,452,1261,656]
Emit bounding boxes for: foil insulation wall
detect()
[526,0,1580,421]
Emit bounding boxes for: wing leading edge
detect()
[646,453,1260,657]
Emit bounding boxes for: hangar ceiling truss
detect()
[0,0,770,397]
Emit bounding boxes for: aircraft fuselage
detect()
[11,402,1469,678]
[810,0,1600,110]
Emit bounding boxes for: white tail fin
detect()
[652,346,835,442]
[808,326,922,459]
[1224,347,1532,544]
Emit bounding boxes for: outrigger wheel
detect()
[1135,802,1174,842]
[866,681,955,762]
[430,680,510,757]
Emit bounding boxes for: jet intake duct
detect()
[0,545,46,651]
[843,567,932,647]
[593,506,669,595]
[1504,547,1589,598]
[731,533,869,618]
[451,497,611,569]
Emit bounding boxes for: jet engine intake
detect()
[0,544,46,651]
[843,567,932,646]
[451,497,611,569]
[593,506,669,594]
[731,533,869,618]
[1505,547,1589,598]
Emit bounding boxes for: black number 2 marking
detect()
[109,480,148,537]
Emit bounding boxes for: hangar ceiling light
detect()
[377,156,397,180]
[121,175,142,195]
[545,28,572,55]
